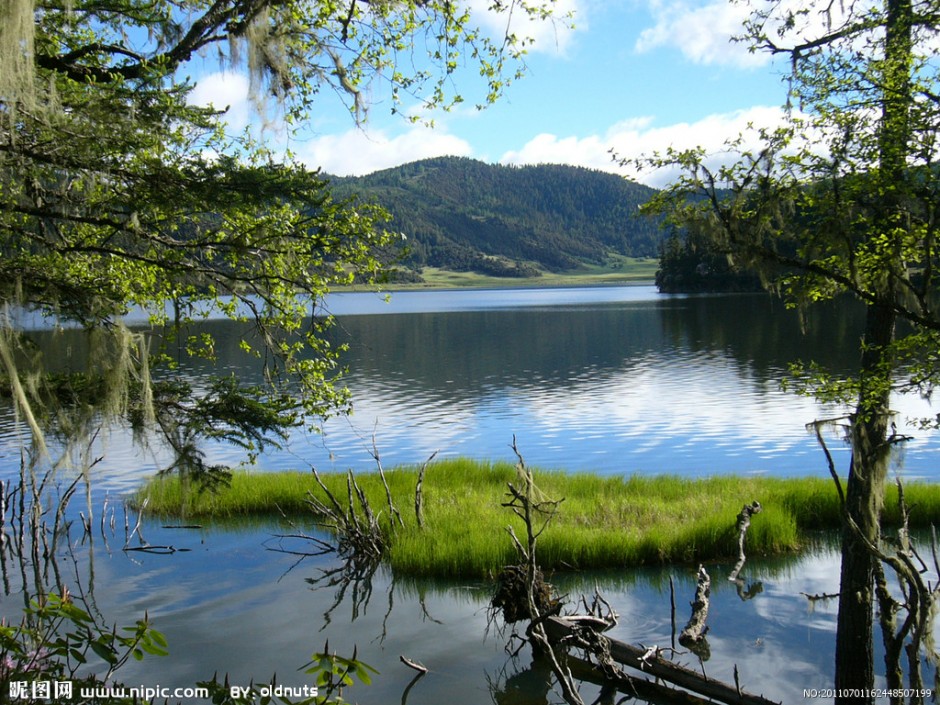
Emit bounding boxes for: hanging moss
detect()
[0,0,36,113]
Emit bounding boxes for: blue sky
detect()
[190,0,797,187]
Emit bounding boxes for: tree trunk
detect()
[833,0,912,694]
[834,302,896,703]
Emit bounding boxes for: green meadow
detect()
[135,458,940,578]
[345,256,659,291]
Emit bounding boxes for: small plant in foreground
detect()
[1,592,375,705]
[0,591,168,704]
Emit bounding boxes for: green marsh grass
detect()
[136,459,940,578]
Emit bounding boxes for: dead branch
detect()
[670,575,677,649]
[501,436,584,705]
[369,433,404,530]
[306,466,385,561]
[807,417,849,508]
[414,450,437,530]
[562,651,715,705]
[310,466,347,517]
[577,586,619,630]
[801,591,840,601]
[123,498,148,549]
[399,655,428,674]
[122,545,181,554]
[350,471,376,528]
[505,524,528,563]
[266,532,337,557]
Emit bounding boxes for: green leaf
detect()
[89,640,118,665]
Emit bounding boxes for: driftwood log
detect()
[543,616,780,705]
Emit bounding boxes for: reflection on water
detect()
[2,286,937,497]
[55,520,849,705]
[2,286,938,703]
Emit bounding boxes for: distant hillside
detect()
[328,156,662,279]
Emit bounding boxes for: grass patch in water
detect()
[135,459,940,578]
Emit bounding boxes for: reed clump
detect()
[135,459,940,578]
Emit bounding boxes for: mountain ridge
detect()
[327,156,663,280]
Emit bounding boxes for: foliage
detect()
[2,0,558,120]
[142,375,303,490]
[639,97,940,406]
[0,9,390,471]
[0,0,561,478]
[0,2,556,698]
[0,592,374,705]
[330,156,664,277]
[0,592,169,704]
[655,230,763,293]
[636,0,940,695]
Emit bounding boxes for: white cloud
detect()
[500,105,792,186]
[500,131,613,168]
[295,125,474,176]
[635,0,762,67]
[634,0,892,69]
[188,72,252,132]
[464,0,585,55]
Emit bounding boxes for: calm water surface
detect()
[65,525,846,705]
[3,285,937,491]
[1,285,938,703]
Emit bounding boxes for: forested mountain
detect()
[328,157,662,278]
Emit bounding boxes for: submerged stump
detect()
[679,564,711,658]
[491,563,559,624]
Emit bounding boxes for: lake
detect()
[4,285,937,491]
[1,285,937,703]
[66,526,846,704]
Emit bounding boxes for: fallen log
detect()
[562,652,713,705]
[543,616,780,705]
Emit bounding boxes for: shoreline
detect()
[370,278,657,293]
[346,259,660,292]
